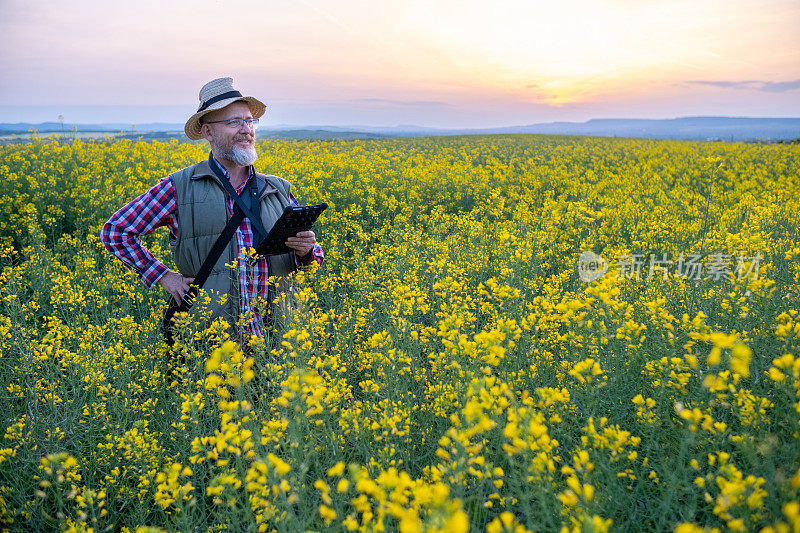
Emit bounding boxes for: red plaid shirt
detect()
[101,157,323,337]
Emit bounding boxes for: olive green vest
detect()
[168,159,296,333]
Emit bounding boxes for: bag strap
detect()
[208,153,269,244]
[162,205,245,344]
[183,206,245,311]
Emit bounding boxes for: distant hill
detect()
[485,117,800,141]
[1,116,798,141]
[0,122,184,134]
[260,129,388,140]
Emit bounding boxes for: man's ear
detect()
[200,123,214,142]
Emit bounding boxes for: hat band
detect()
[197,90,243,112]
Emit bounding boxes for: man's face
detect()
[201,101,257,166]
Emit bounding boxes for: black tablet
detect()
[256,203,328,256]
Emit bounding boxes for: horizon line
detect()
[3,114,800,129]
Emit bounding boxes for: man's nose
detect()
[238,120,254,132]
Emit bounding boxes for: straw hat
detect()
[184,77,266,140]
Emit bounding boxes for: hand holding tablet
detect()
[256,203,328,256]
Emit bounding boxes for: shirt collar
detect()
[210,154,255,184]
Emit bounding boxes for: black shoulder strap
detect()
[162,205,245,344]
[208,153,269,243]
[182,206,245,311]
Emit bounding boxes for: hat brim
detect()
[184,96,266,140]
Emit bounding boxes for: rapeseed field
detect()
[0,134,799,532]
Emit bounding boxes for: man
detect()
[101,77,323,339]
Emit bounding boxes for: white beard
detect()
[219,144,258,166]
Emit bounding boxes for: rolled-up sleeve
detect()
[100,177,178,288]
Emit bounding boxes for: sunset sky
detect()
[1,0,798,127]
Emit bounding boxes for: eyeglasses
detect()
[204,117,259,130]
